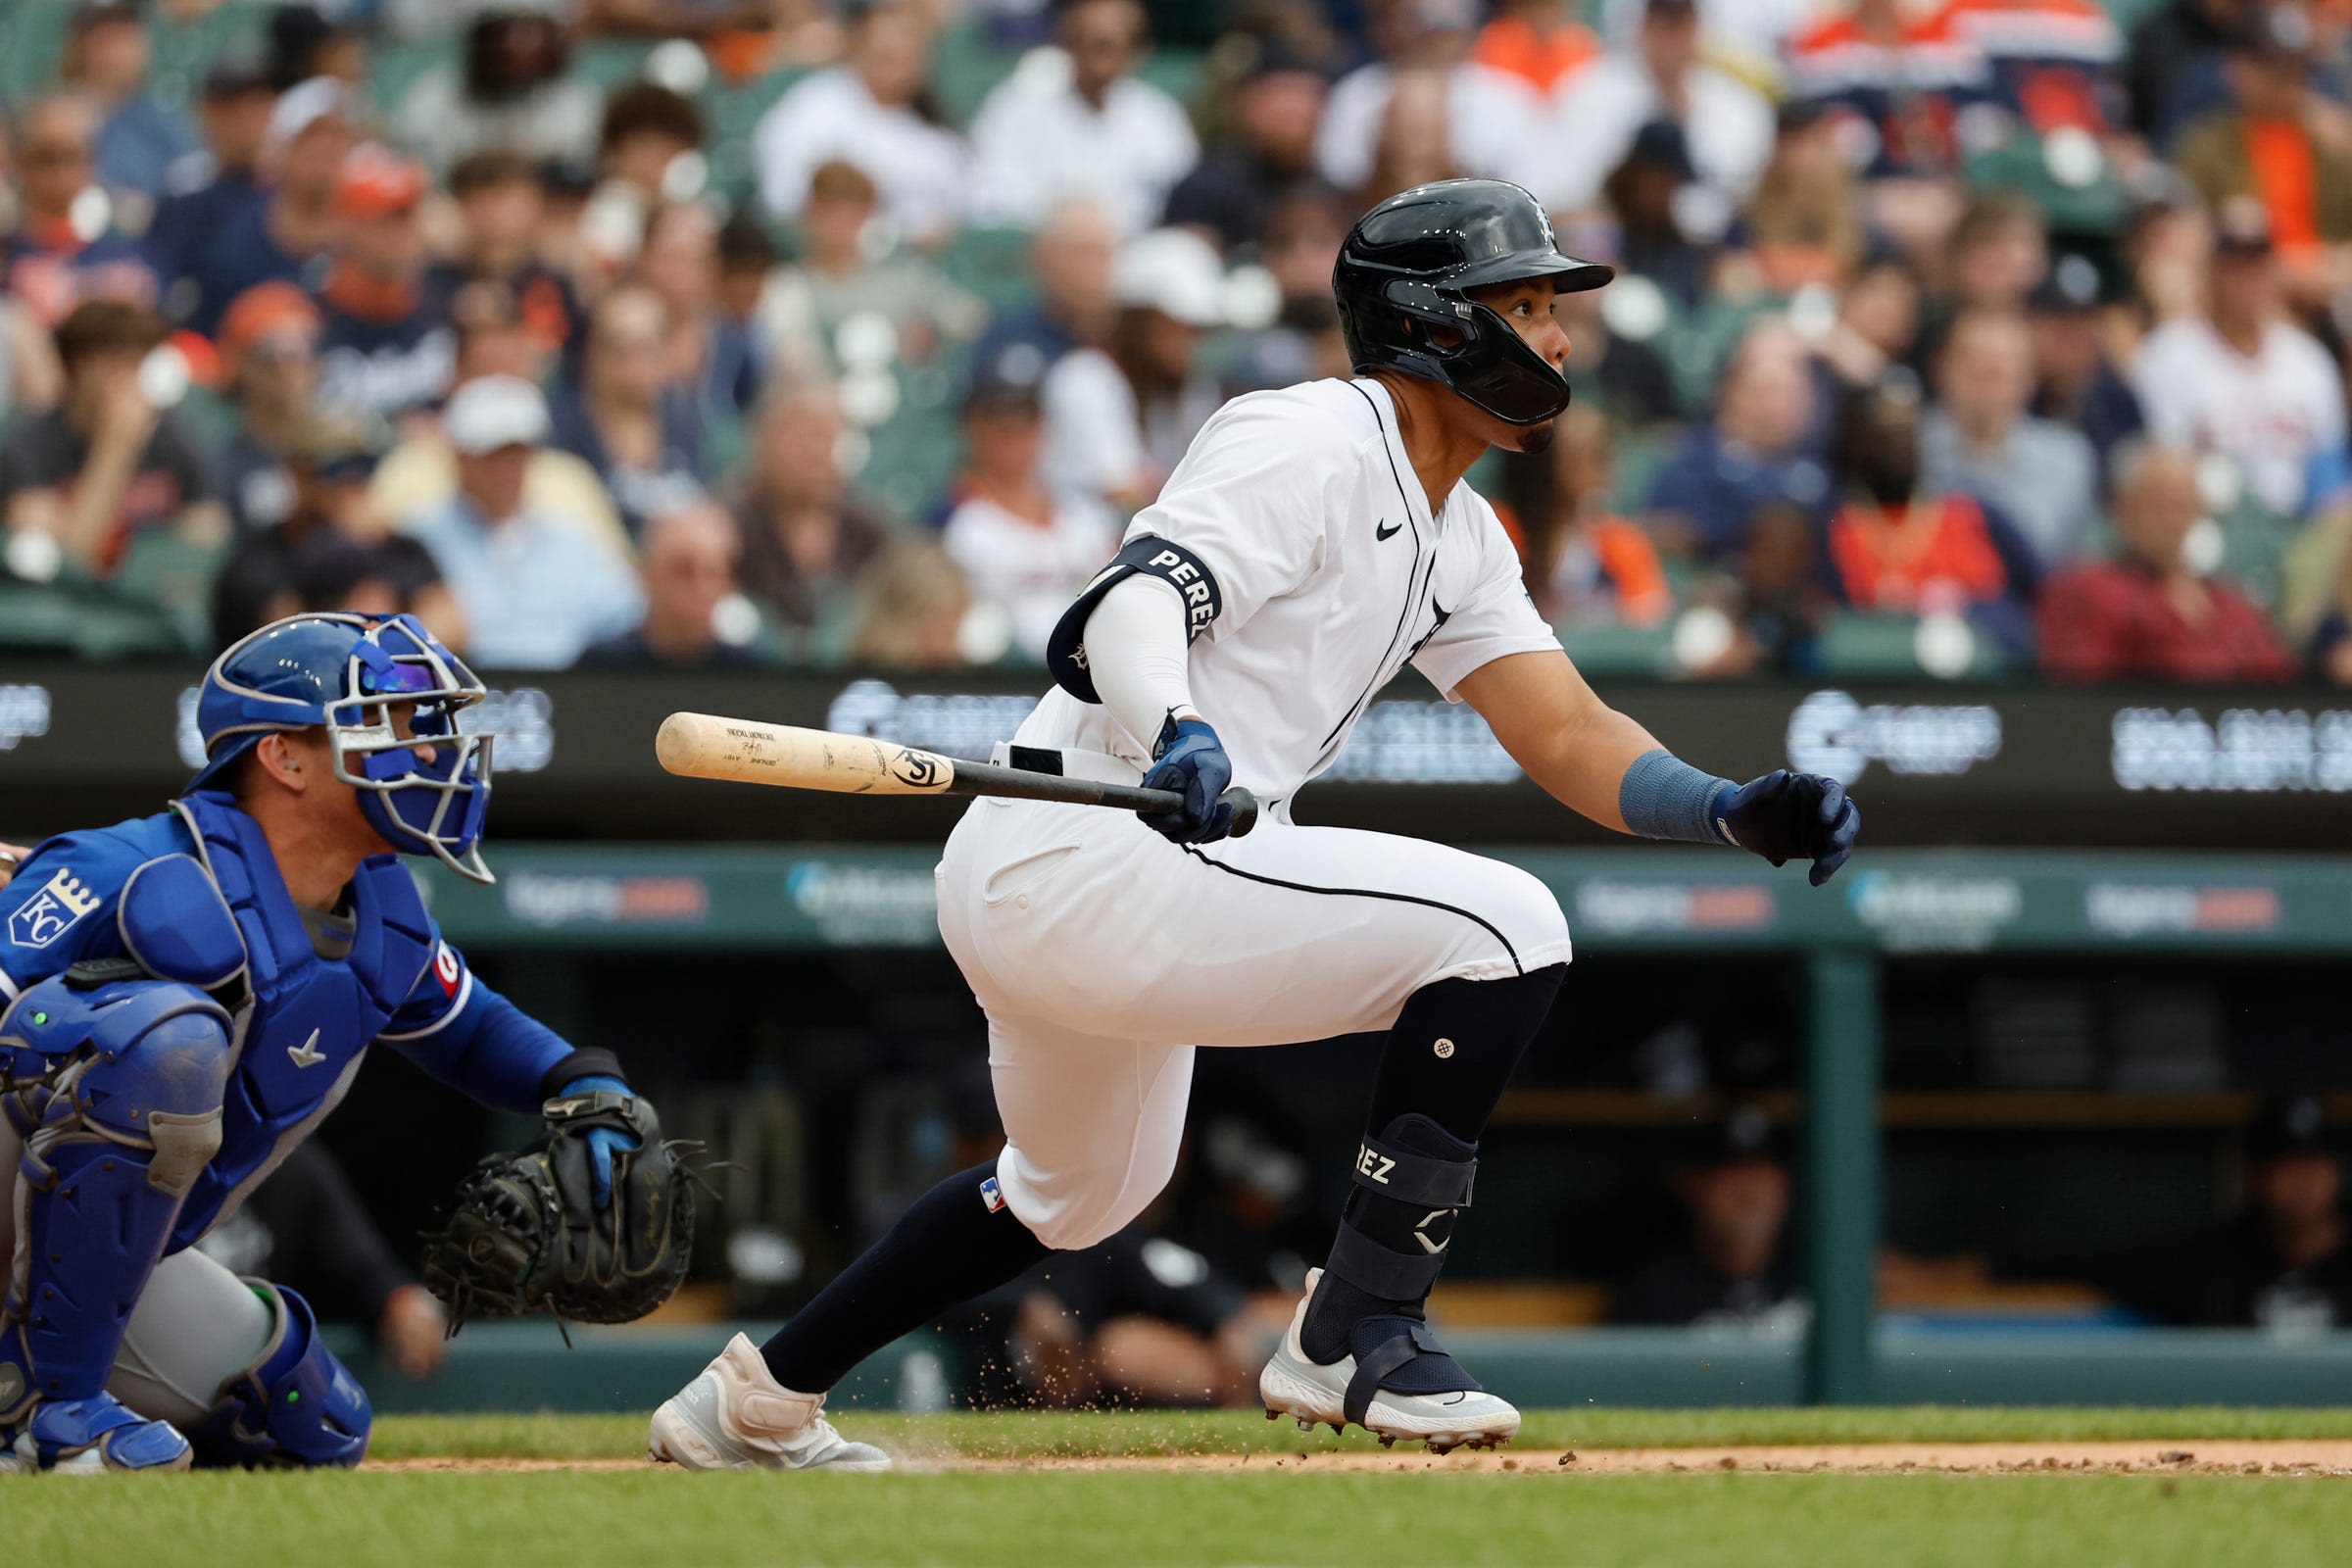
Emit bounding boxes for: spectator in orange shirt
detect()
[2039,443,2299,683]
[1511,404,1674,628]
[1470,0,1604,97]
[1824,376,2043,657]
[2172,4,2352,292]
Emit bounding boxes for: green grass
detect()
[362,1405,2352,1461]
[12,1411,2352,1568]
[12,1468,2352,1568]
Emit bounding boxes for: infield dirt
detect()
[371,1439,2352,1477]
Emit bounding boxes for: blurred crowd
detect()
[4,0,2352,685]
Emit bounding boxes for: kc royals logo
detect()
[7,869,100,951]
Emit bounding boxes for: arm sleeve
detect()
[376,945,620,1113]
[1410,502,1560,700]
[1083,574,1198,750]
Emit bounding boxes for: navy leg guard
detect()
[0,973,232,1470]
[1302,1115,1483,1426]
[185,1281,371,1469]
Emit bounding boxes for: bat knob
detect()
[1219,787,1261,838]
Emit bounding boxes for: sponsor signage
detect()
[501,871,710,928]
[1574,880,1778,936]
[2111,707,2352,794]
[784,861,938,947]
[1786,689,2002,785]
[0,684,49,753]
[2082,883,2283,938]
[11,667,2348,850]
[1843,871,2023,953]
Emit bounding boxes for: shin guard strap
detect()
[1323,1221,1447,1301]
[1344,1321,1446,1428]
[1348,1132,1476,1209]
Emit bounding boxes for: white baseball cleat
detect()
[647,1334,892,1472]
[1258,1269,1520,1453]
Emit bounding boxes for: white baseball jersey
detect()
[937,375,1576,1251]
[1017,376,1561,815]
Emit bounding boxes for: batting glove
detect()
[1711,771,1860,887]
[1141,714,1236,845]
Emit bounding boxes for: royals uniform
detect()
[0,790,594,1448]
[935,376,1575,1250]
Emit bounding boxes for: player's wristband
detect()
[1618,749,1737,847]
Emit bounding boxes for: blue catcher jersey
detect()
[0,792,563,1248]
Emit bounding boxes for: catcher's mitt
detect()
[420,1090,700,1332]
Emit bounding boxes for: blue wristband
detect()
[1618,749,1737,846]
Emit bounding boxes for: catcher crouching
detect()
[0,613,691,1473]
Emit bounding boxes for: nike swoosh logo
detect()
[288,1027,325,1068]
[1375,517,1401,541]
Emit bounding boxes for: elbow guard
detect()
[1048,536,1223,702]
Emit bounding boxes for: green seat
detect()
[0,3,74,105]
[368,40,463,121]
[1965,132,2132,240]
[575,40,659,91]
[0,582,85,654]
[112,527,228,654]
[928,21,1022,127]
[1815,612,2011,679]
[937,227,1036,311]
[0,575,187,661]
[1558,623,1680,679]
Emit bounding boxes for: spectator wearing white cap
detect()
[1038,226,1227,511]
[153,76,356,339]
[403,374,645,668]
[1312,0,1548,200]
[967,0,1199,234]
[754,2,970,242]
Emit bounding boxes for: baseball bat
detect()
[654,712,1260,837]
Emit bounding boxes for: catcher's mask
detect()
[188,612,497,883]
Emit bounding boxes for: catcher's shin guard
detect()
[649,1334,891,1472]
[1258,1116,1519,1451]
[0,974,232,1472]
[182,1282,369,1468]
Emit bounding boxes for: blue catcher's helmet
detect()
[187,613,497,883]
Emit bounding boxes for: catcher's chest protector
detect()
[167,794,438,1245]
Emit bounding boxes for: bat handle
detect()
[1219,787,1260,839]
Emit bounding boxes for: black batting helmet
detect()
[1333,178,1612,426]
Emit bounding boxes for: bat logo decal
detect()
[890,752,945,788]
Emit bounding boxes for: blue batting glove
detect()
[1709,771,1861,887]
[556,1075,639,1209]
[1140,715,1236,845]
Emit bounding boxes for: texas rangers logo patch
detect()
[7,869,100,951]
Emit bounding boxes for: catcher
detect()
[0,612,693,1473]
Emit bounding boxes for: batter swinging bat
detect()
[655,712,1261,837]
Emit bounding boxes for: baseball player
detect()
[0,612,660,1471]
[651,178,1859,1469]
